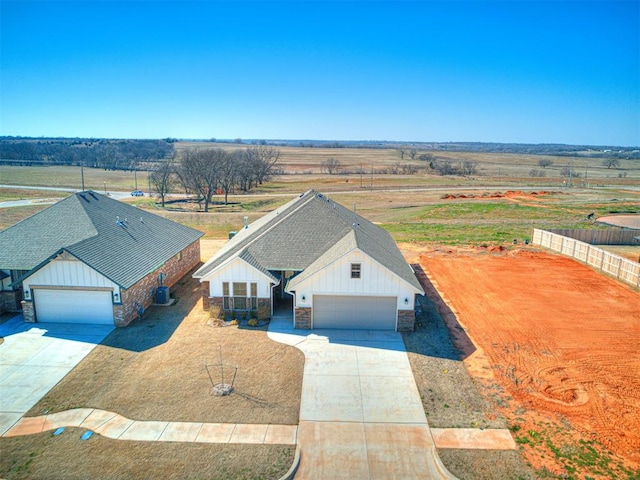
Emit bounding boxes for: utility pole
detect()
[370,164,373,191]
[360,163,363,188]
[584,165,589,187]
[134,167,138,190]
[148,171,151,196]
[80,164,85,191]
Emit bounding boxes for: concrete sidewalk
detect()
[268,317,457,480]
[3,408,297,445]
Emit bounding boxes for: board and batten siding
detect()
[23,259,119,299]
[205,257,273,297]
[291,250,418,310]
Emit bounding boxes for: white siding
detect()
[23,259,119,299]
[290,250,418,310]
[204,257,272,297]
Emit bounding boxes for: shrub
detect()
[247,319,258,327]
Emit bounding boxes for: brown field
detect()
[420,248,640,478]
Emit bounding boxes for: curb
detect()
[277,445,301,480]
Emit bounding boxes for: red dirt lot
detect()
[419,249,640,477]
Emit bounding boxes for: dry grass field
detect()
[1,145,639,479]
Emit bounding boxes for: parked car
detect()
[131,190,144,196]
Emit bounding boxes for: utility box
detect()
[156,286,170,304]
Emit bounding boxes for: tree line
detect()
[0,138,174,169]
[151,146,281,210]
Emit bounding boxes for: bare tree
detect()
[461,160,478,176]
[150,158,177,207]
[529,168,546,177]
[246,146,281,185]
[602,157,621,169]
[409,148,418,160]
[538,158,554,169]
[397,149,406,160]
[177,148,225,212]
[217,150,238,204]
[320,157,342,174]
[418,153,434,162]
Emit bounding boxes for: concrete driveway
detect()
[0,315,113,435]
[268,317,457,480]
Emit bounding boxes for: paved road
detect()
[268,316,457,480]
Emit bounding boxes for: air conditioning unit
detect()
[156,286,170,304]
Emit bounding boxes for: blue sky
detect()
[1,1,638,145]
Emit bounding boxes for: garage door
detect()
[313,295,397,330]
[34,289,113,325]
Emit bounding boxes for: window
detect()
[222,282,230,310]
[250,282,258,311]
[351,263,361,279]
[233,282,247,310]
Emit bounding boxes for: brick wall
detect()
[397,309,415,332]
[117,240,201,327]
[294,307,312,329]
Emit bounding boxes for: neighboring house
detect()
[0,191,203,326]
[194,190,424,331]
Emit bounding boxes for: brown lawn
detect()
[420,247,640,479]
[1,240,302,479]
[0,429,293,480]
[26,254,304,424]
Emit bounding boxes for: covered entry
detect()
[312,295,397,330]
[33,289,114,325]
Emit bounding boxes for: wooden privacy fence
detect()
[546,228,640,245]
[532,229,640,288]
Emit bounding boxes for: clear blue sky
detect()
[1,1,638,146]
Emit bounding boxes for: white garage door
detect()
[34,289,113,325]
[313,295,397,330]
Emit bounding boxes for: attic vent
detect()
[88,191,98,200]
[116,215,125,227]
[244,216,249,229]
[79,193,88,202]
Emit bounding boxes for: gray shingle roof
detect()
[194,190,423,292]
[0,191,203,289]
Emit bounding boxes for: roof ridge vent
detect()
[352,202,359,229]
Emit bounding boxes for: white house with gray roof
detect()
[193,190,424,331]
[0,191,203,326]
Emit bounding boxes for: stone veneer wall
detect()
[204,296,270,312]
[294,307,312,329]
[21,299,35,323]
[201,281,211,310]
[1,291,21,314]
[397,309,415,332]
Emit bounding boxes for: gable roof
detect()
[0,191,203,289]
[193,189,422,292]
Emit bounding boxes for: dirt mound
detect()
[441,190,554,200]
[420,251,640,478]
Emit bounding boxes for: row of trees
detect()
[0,138,174,169]
[150,146,281,210]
